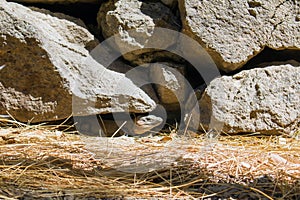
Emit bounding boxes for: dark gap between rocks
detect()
[228,47,300,75]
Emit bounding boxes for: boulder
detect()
[29,7,88,28]
[108,60,159,103]
[28,6,99,51]
[149,62,191,121]
[97,0,180,61]
[0,0,156,123]
[179,0,300,72]
[190,64,300,135]
[149,63,186,105]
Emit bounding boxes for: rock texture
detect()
[191,64,300,135]
[29,7,87,28]
[150,63,186,105]
[0,0,156,122]
[108,60,159,103]
[2,0,300,137]
[98,0,180,61]
[179,0,300,72]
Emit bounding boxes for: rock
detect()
[7,0,99,4]
[28,6,99,51]
[29,7,87,28]
[97,0,180,61]
[108,60,159,103]
[149,62,190,122]
[190,64,300,135]
[0,0,156,123]
[179,0,300,72]
[149,62,186,105]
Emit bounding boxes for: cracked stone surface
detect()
[149,62,186,105]
[0,0,156,122]
[189,64,300,135]
[179,0,300,72]
[98,0,180,62]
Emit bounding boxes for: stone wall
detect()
[1,0,299,136]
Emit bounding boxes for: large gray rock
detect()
[29,7,87,28]
[98,0,180,61]
[0,0,156,123]
[28,6,99,51]
[191,64,300,135]
[179,0,300,72]
[107,60,159,103]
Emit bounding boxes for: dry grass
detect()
[0,118,300,199]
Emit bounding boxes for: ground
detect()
[0,122,299,199]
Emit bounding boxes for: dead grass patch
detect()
[0,118,299,199]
